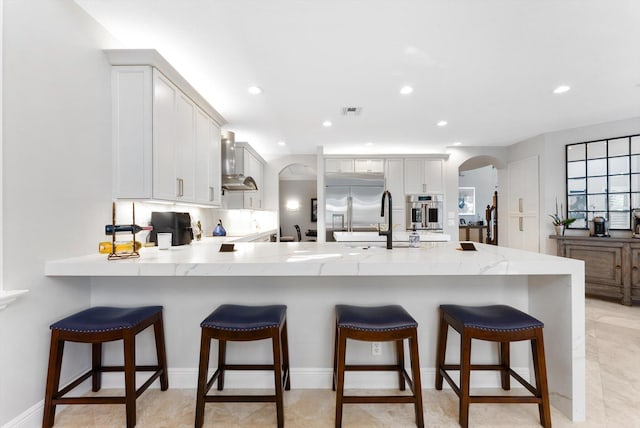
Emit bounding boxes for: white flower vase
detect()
[554,225,565,236]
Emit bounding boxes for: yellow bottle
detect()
[98,241,142,254]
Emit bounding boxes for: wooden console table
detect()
[552,235,640,306]
[459,225,488,243]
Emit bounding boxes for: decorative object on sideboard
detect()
[311,198,318,222]
[549,200,576,236]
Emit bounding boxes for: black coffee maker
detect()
[149,212,193,246]
[590,216,609,237]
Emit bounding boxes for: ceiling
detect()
[76,0,640,160]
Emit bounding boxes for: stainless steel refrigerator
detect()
[325,173,385,233]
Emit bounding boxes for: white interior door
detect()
[507,155,540,252]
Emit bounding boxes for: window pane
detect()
[632,136,640,154]
[587,158,607,176]
[587,141,607,159]
[567,143,585,161]
[567,161,585,178]
[568,195,586,211]
[587,194,607,211]
[609,193,629,211]
[631,155,640,172]
[608,138,629,157]
[570,217,587,229]
[609,211,630,229]
[609,156,629,175]
[588,211,608,221]
[632,193,640,209]
[568,178,586,194]
[587,176,607,193]
[609,174,630,193]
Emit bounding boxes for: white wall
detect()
[0,0,118,424]
[509,116,640,255]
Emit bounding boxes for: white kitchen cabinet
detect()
[108,50,225,205]
[354,159,384,173]
[385,159,405,229]
[404,158,444,194]
[195,107,221,205]
[325,158,355,173]
[507,155,539,252]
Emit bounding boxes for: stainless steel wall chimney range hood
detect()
[221,131,258,192]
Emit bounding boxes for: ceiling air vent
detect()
[341,107,363,116]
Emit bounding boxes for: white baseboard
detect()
[2,367,529,428]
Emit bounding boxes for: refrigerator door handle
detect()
[347,196,353,232]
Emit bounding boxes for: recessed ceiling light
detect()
[553,85,571,94]
[437,120,448,127]
[400,86,414,95]
[277,141,286,146]
[453,141,462,146]
[322,120,332,127]
[247,86,263,95]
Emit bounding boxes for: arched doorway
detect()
[458,156,504,245]
[278,163,317,242]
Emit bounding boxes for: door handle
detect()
[519,217,524,231]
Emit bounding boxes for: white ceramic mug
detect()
[157,233,172,250]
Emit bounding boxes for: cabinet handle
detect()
[518,198,523,213]
[209,186,214,201]
[422,183,426,193]
[176,178,183,197]
[519,217,523,231]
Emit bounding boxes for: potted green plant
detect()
[549,201,576,236]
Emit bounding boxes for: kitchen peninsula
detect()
[45,241,585,421]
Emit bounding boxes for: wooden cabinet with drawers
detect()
[553,235,640,305]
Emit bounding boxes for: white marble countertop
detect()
[333,231,450,242]
[45,241,583,277]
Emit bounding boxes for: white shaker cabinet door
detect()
[195,108,221,205]
[174,91,196,202]
[404,158,425,194]
[152,70,178,201]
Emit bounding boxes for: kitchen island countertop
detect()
[44,241,585,422]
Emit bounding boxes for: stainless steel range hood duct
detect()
[221,131,258,191]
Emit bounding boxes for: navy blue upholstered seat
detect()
[201,304,287,331]
[335,304,418,331]
[440,304,543,331]
[50,306,163,333]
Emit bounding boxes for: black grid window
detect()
[566,134,640,230]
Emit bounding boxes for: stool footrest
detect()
[440,366,538,396]
[470,395,542,404]
[344,364,402,371]
[205,395,277,403]
[342,395,418,404]
[221,364,275,371]
[53,396,127,405]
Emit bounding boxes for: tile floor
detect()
[53,298,640,427]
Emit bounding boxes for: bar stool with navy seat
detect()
[195,304,290,428]
[333,304,424,428]
[43,306,168,428]
[435,304,551,428]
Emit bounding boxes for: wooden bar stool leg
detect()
[532,330,552,428]
[434,311,448,390]
[217,339,226,391]
[123,331,137,428]
[43,331,64,428]
[92,342,102,392]
[195,330,211,428]
[281,320,291,390]
[335,330,347,428]
[153,315,169,390]
[332,320,339,391]
[272,327,285,428]
[499,341,511,390]
[459,332,472,428]
[396,339,406,391]
[409,331,424,428]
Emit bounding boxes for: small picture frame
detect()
[458,187,476,215]
[311,198,318,222]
